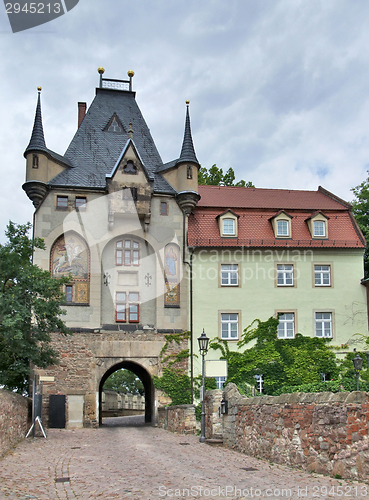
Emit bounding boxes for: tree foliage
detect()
[0,222,69,393]
[198,164,254,187]
[210,316,339,395]
[352,174,369,278]
[103,369,144,395]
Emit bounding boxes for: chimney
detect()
[78,102,87,128]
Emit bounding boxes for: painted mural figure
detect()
[52,235,88,279]
[165,245,178,279]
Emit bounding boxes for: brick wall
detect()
[157,404,196,434]
[0,389,30,457]
[222,383,369,481]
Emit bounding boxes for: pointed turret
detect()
[176,101,199,166]
[23,88,70,208]
[24,87,48,157]
[175,101,200,215]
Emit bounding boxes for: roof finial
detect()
[186,100,190,107]
[98,67,105,88]
[128,70,134,92]
[37,86,42,93]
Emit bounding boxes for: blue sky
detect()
[1,0,369,240]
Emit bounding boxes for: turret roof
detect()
[176,103,199,165]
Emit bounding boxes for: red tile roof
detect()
[197,185,351,210]
[188,186,365,249]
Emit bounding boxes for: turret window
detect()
[32,154,39,169]
[160,202,168,215]
[187,165,193,179]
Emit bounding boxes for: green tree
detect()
[352,174,369,278]
[198,164,254,187]
[0,222,69,393]
[210,316,339,395]
[103,369,144,395]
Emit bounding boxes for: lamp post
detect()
[198,329,209,443]
[352,353,363,391]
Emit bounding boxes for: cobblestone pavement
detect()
[0,417,368,500]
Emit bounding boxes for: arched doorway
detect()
[98,361,154,426]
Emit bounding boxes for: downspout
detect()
[182,211,195,403]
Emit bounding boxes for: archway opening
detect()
[98,361,153,427]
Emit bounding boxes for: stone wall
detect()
[222,383,369,481]
[204,389,223,439]
[157,404,196,434]
[0,389,30,457]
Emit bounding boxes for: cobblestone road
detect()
[0,416,368,500]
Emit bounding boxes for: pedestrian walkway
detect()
[0,421,368,500]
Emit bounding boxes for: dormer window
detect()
[306,212,329,239]
[223,219,235,235]
[105,113,124,133]
[217,210,239,238]
[313,220,325,237]
[277,220,289,237]
[270,211,292,239]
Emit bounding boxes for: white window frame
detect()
[220,313,239,340]
[314,265,331,287]
[313,220,326,237]
[277,313,295,338]
[222,218,235,236]
[277,220,289,237]
[315,312,332,338]
[220,264,239,286]
[277,264,294,286]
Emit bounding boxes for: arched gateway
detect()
[99,361,153,425]
[23,70,200,429]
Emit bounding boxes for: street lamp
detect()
[352,353,363,391]
[198,329,209,443]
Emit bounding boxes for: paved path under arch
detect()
[0,422,368,499]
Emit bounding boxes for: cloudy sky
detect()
[1,0,369,242]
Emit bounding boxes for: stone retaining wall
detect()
[157,404,196,434]
[222,383,369,481]
[0,389,31,457]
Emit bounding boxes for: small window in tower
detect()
[56,196,68,210]
[75,197,87,211]
[32,154,39,169]
[160,202,168,216]
[187,165,193,179]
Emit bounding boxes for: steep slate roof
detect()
[24,91,72,167]
[50,88,168,190]
[188,185,365,249]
